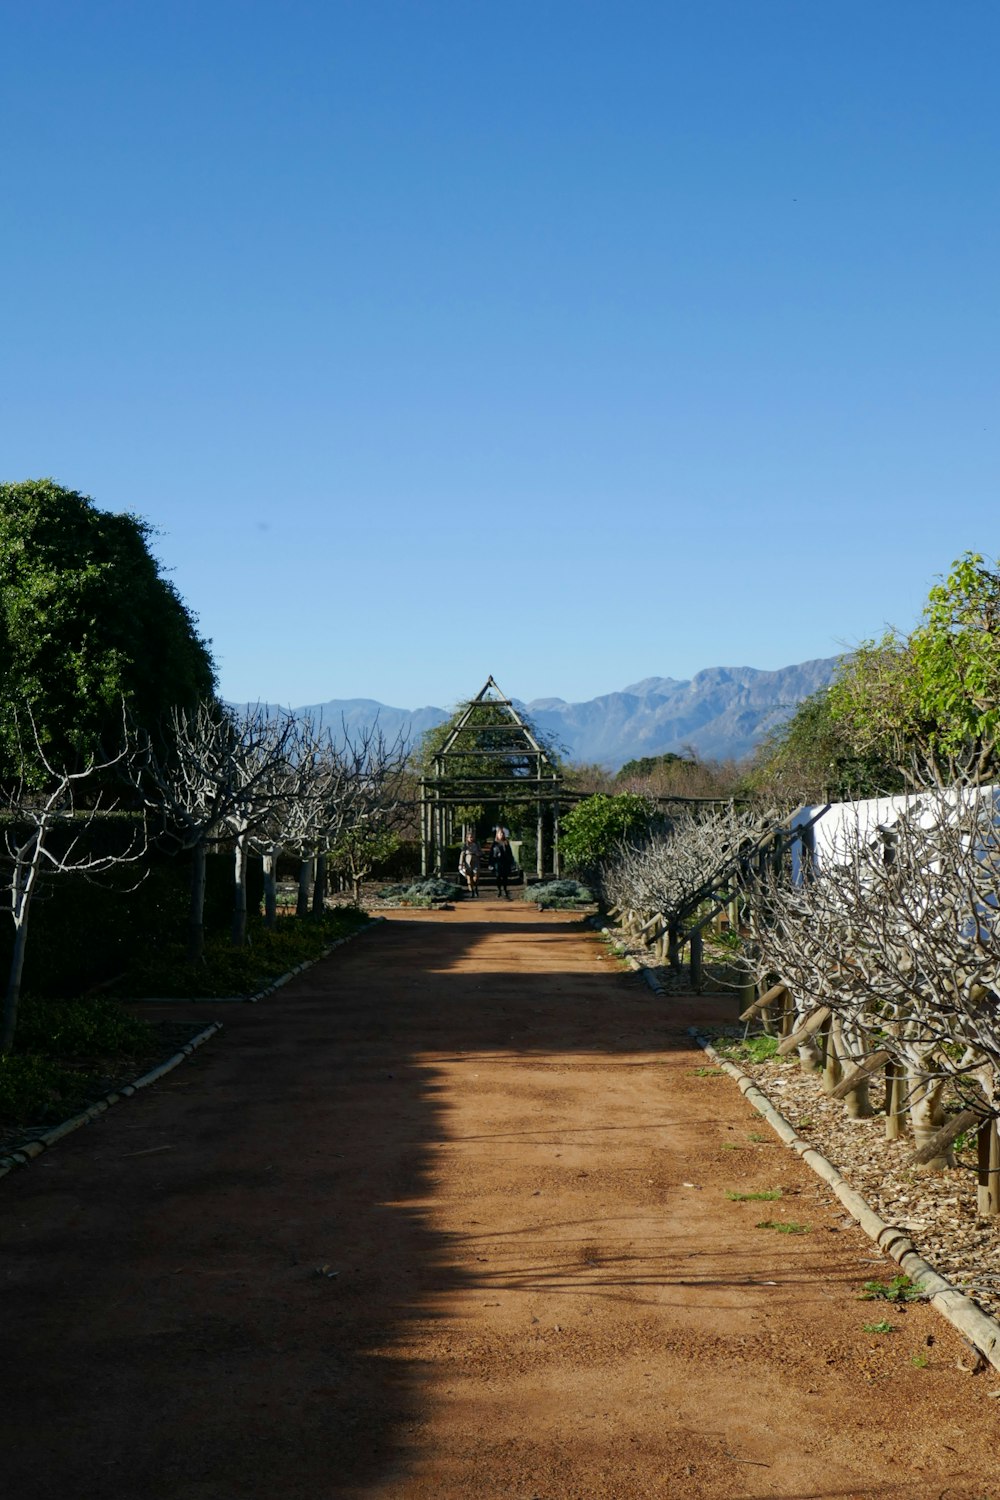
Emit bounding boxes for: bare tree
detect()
[746,788,1000,1161]
[330,722,410,903]
[1,716,144,1053]
[145,702,293,961]
[602,804,770,969]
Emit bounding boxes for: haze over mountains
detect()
[287,658,839,769]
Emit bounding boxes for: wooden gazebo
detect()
[419,677,564,879]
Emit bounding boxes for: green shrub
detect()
[381,877,461,904]
[112,907,369,999]
[0,1054,100,1124]
[527,879,594,909]
[15,996,153,1058]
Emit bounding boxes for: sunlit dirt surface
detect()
[2,898,998,1499]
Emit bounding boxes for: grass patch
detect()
[755,1219,809,1234]
[860,1275,924,1304]
[717,1034,780,1064]
[691,1066,724,1077]
[862,1320,897,1334]
[726,1188,782,1202]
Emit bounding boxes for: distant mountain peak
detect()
[273,656,837,769]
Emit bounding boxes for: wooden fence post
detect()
[977,1116,1000,1218]
[689,930,703,992]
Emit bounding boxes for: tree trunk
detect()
[884,1061,904,1141]
[821,1016,842,1094]
[262,849,278,929]
[188,840,207,965]
[312,853,327,917]
[297,857,313,918]
[909,1075,953,1170]
[1,916,30,1055]
[232,833,249,948]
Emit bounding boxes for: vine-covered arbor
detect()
[419,677,564,879]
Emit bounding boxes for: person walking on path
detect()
[458,833,481,898]
[491,830,515,899]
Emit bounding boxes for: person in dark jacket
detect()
[491,831,515,899]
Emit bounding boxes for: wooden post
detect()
[690,929,703,993]
[537,796,544,880]
[553,797,561,876]
[977,1117,1000,1218]
[738,978,756,1018]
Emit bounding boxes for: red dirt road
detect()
[2,901,998,1500]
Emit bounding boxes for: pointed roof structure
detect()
[434,675,553,765]
[418,676,564,878]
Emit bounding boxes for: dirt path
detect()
[2,900,998,1499]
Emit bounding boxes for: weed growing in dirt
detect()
[756,1219,809,1234]
[860,1275,924,1303]
[717,1034,780,1064]
[747,1131,764,1142]
[911,1352,929,1368]
[862,1320,897,1334]
[691,1067,723,1077]
[727,1188,782,1202]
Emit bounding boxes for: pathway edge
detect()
[0,1022,223,1182]
[690,1027,1000,1374]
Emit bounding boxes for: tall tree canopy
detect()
[830,553,1000,784]
[0,479,217,782]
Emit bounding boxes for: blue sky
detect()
[3,1,997,710]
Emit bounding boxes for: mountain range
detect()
[285,658,839,769]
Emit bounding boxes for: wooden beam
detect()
[776,1005,832,1057]
[907,1108,984,1168]
[739,981,788,1022]
[827,1049,893,1101]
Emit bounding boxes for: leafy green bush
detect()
[15,996,153,1058]
[113,907,370,999]
[559,794,654,873]
[0,1054,100,1124]
[381,877,462,904]
[527,879,594,909]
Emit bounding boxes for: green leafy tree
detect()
[559,793,654,874]
[0,479,216,784]
[415,698,562,832]
[746,689,903,803]
[831,553,1000,783]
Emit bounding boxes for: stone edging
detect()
[690,1027,1000,1374]
[0,1022,223,1182]
[596,924,668,997]
[0,917,387,1182]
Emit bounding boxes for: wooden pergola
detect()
[419,677,564,879]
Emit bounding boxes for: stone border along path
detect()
[691,1028,1000,1375]
[0,916,384,1180]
